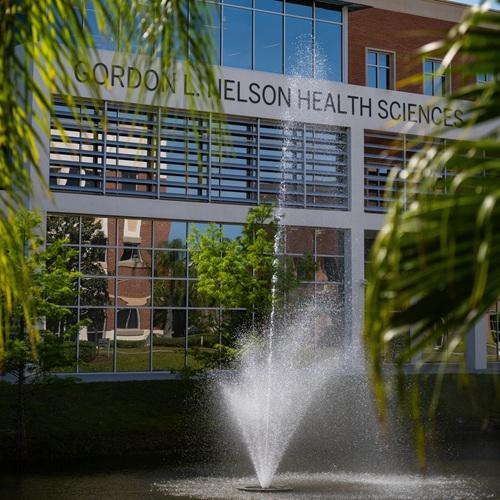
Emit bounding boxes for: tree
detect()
[188,205,313,338]
[1,211,82,460]
[364,1,500,420]
[0,0,220,357]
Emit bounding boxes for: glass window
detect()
[154,251,187,278]
[256,0,283,12]
[367,50,392,90]
[423,58,448,96]
[153,280,187,307]
[154,221,187,249]
[315,2,342,23]
[286,0,312,17]
[477,73,494,84]
[85,1,114,50]
[225,0,252,6]
[223,6,253,69]
[255,12,283,73]
[285,17,313,77]
[315,22,342,82]
[153,309,187,371]
[117,308,139,329]
[204,2,221,64]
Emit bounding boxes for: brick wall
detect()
[348,7,467,94]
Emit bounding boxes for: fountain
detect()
[218,38,352,491]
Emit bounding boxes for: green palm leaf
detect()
[365,1,500,415]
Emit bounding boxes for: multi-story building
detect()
[29,0,498,376]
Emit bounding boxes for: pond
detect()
[2,453,499,499]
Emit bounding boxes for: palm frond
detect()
[365,1,500,415]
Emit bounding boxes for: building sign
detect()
[70,54,467,134]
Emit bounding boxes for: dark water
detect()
[1,454,499,500]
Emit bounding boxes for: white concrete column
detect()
[346,124,365,350]
[465,316,488,371]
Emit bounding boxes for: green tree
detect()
[1,0,220,356]
[1,211,82,460]
[188,205,312,332]
[364,1,500,423]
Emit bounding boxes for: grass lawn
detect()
[73,347,218,373]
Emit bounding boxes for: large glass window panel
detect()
[47,215,80,245]
[46,308,79,373]
[287,226,314,253]
[288,255,315,281]
[315,2,342,23]
[79,308,114,372]
[286,0,312,17]
[117,278,152,307]
[188,310,219,345]
[154,251,187,278]
[256,0,283,12]
[188,281,218,307]
[315,21,342,81]
[116,309,151,372]
[153,279,187,307]
[116,218,152,249]
[285,17,313,77]
[222,224,244,240]
[316,256,343,282]
[255,13,283,73]
[204,2,221,64]
[154,220,187,249]
[225,0,252,6]
[80,246,112,276]
[153,308,187,371]
[316,228,343,255]
[223,6,253,69]
[117,246,152,277]
[80,278,113,307]
[85,1,115,50]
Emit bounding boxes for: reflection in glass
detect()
[153,279,187,307]
[316,228,343,255]
[153,309,186,370]
[316,256,343,282]
[154,220,187,248]
[287,226,314,253]
[223,6,252,69]
[285,17,312,77]
[255,13,283,74]
[222,224,244,240]
[315,22,342,82]
[117,278,152,307]
[154,251,187,278]
[286,0,312,17]
[189,281,218,307]
[79,278,113,306]
[79,308,114,372]
[315,2,342,23]
[47,215,81,244]
[204,2,221,64]
[256,0,283,12]
[116,308,151,372]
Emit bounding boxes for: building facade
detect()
[29,0,498,375]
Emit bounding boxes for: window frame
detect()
[423,57,451,97]
[365,48,395,90]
